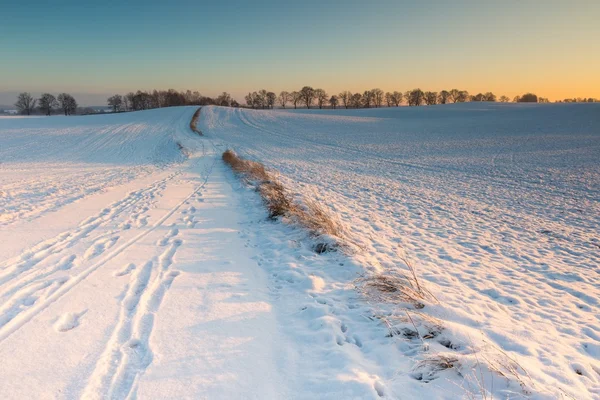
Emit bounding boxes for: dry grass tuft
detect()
[355,257,436,308]
[190,107,203,135]
[412,354,459,382]
[222,149,345,252]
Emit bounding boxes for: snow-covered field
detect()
[0,103,598,399]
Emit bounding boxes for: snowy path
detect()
[0,108,395,399]
[0,110,295,399]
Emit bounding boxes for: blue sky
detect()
[1,0,598,104]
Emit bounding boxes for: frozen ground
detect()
[201,103,600,399]
[0,103,598,399]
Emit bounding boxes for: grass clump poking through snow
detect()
[222,149,345,253]
[356,255,435,308]
[190,107,203,135]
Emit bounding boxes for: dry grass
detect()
[190,107,203,135]
[355,256,436,308]
[412,354,459,382]
[222,149,345,252]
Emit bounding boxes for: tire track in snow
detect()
[0,150,217,344]
[82,226,183,399]
[0,173,178,328]
[0,171,177,288]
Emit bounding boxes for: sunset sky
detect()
[1,0,598,104]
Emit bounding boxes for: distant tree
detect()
[372,88,384,108]
[338,91,352,109]
[518,93,538,103]
[350,93,362,108]
[266,92,276,109]
[315,88,328,109]
[107,94,123,113]
[424,91,438,105]
[278,91,290,108]
[362,90,374,108]
[448,89,461,103]
[471,93,485,102]
[299,86,315,108]
[390,91,403,106]
[499,95,510,103]
[216,92,232,106]
[438,90,450,104]
[484,92,497,102]
[385,92,393,107]
[407,89,425,106]
[38,93,58,116]
[538,97,550,103]
[57,93,77,115]
[329,95,339,109]
[125,92,135,110]
[245,92,256,108]
[457,90,469,103]
[513,95,521,103]
[14,92,37,115]
[258,90,268,109]
[290,91,301,109]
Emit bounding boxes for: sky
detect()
[1,0,599,105]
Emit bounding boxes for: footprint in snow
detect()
[114,263,136,277]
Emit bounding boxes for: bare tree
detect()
[14,92,37,115]
[372,88,384,108]
[407,89,425,106]
[448,89,461,103]
[484,92,497,102]
[245,92,256,108]
[329,95,339,109]
[216,92,232,106]
[258,90,268,109]
[350,93,362,108]
[107,95,123,112]
[125,92,135,110]
[299,86,315,109]
[438,90,450,104]
[390,91,403,107]
[499,95,510,103]
[290,91,301,109]
[362,90,374,108]
[38,93,58,116]
[518,93,538,103]
[266,92,276,109]
[315,89,328,109]
[385,92,393,107]
[456,90,469,103]
[278,91,290,108]
[57,93,77,115]
[338,91,352,109]
[424,91,438,105]
[471,93,485,102]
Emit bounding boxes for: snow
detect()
[0,103,598,399]
[200,103,600,399]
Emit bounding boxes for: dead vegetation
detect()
[222,149,345,253]
[412,354,459,382]
[190,107,203,135]
[355,255,436,308]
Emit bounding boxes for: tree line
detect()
[244,87,571,109]
[14,88,599,116]
[106,89,239,112]
[15,92,78,116]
